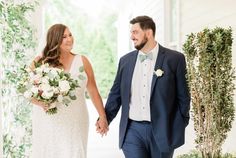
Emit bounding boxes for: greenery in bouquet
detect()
[16,63,81,114]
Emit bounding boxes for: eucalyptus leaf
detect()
[69,95,77,100]
[78,74,86,80]
[79,66,84,72]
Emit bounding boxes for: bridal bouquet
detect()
[17,63,80,114]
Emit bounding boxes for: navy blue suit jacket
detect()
[105,44,190,152]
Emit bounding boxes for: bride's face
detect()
[60,27,74,52]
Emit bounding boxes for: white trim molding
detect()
[164,0,181,51]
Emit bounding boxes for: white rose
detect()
[41,90,54,99]
[40,83,54,99]
[59,80,70,93]
[40,83,52,91]
[53,67,62,73]
[31,86,39,94]
[43,67,50,73]
[31,74,42,84]
[57,95,63,103]
[49,69,59,78]
[41,76,49,84]
[154,69,164,77]
[23,91,32,99]
[35,67,43,75]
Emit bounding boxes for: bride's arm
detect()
[81,55,109,135]
[30,98,48,111]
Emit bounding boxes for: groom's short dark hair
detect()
[130,15,156,36]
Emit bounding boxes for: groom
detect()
[104,15,190,158]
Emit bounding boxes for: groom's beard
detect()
[135,36,148,50]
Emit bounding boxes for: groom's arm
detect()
[105,60,122,124]
[176,54,191,125]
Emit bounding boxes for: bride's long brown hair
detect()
[38,24,67,67]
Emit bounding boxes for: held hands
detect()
[96,116,109,137]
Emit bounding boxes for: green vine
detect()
[1,0,38,157]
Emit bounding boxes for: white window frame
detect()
[164,0,180,51]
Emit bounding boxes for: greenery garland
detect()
[1,0,38,157]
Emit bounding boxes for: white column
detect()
[117,12,132,59]
[0,37,3,158]
[29,0,47,56]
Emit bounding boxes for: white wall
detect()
[117,0,165,58]
[179,0,236,154]
[180,0,236,63]
[30,0,47,57]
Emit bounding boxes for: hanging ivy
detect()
[1,0,38,157]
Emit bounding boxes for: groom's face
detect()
[130,23,148,50]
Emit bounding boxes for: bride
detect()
[30,24,108,158]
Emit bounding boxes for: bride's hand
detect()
[96,116,109,136]
[30,98,48,111]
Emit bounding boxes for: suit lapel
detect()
[151,44,166,95]
[126,51,138,97]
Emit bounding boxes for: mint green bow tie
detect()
[139,53,153,62]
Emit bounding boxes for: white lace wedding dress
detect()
[31,55,89,158]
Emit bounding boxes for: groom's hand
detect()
[96,116,109,137]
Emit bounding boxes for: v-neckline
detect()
[64,55,76,73]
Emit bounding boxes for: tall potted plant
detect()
[183,27,235,158]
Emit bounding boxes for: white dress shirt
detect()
[129,44,159,121]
